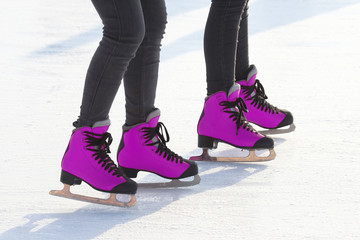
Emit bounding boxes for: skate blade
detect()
[190,148,276,162]
[137,175,201,188]
[258,123,296,135]
[49,184,136,207]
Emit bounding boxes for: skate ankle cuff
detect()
[93,119,111,128]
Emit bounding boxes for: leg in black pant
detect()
[204,0,249,95]
[124,0,167,126]
[203,0,294,131]
[75,0,166,127]
[235,1,250,80]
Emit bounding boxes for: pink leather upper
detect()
[62,125,126,191]
[198,85,265,148]
[118,114,190,179]
[238,72,286,129]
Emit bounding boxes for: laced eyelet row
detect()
[141,122,183,164]
[83,131,123,177]
[219,98,257,135]
[242,79,280,114]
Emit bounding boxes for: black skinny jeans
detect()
[75,0,166,127]
[205,0,250,95]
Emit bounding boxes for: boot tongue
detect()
[227,83,241,102]
[226,84,241,113]
[89,120,111,151]
[246,65,258,86]
[92,119,110,134]
[237,65,258,86]
[146,109,161,128]
[145,109,161,146]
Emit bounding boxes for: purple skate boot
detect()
[50,120,137,207]
[117,109,200,188]
[237,65,295,134]
[190,84,275,162]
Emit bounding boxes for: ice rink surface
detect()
[1,0,360,239]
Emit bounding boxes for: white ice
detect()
[1,0,360,239]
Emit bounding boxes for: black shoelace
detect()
[241,79,279,114]
[220,97,257,135]
[83,131,123,177]
[141,122,183,163]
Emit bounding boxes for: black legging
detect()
[75,0,166,127]
[205,0,249,95]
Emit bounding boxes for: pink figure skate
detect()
[118,110,200,188]
[50,120,136,207]
[191,84,275,162]
[237,65,295,134]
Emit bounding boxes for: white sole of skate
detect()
[137,175,201,188]
[257,123,296,135]
[190,148,276,162]
[49,184,136,207]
